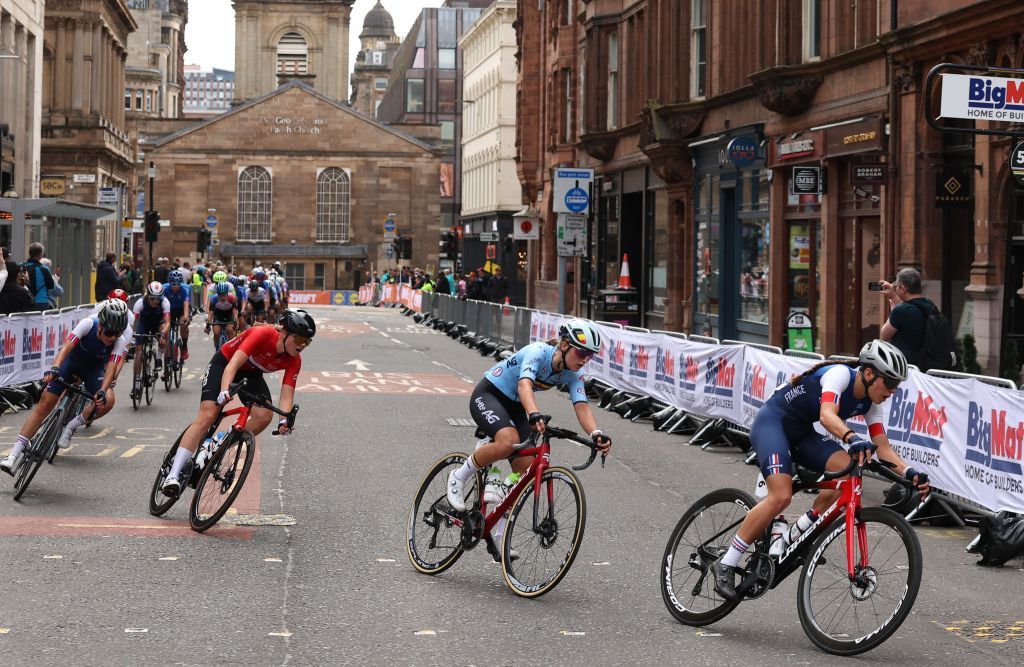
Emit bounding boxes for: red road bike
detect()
[408,418,601,598]
[660,457,923,656]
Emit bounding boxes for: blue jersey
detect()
[483,341,588,405]
[235,284,248,302]
[161,283,191,312]
[764,365,880,431]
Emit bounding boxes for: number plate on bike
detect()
[754,472,768,498]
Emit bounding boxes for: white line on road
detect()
[124,628,149,634]
[43,555,63,559]
[268,631,292,637]
[559,630,586,637]
[376,558,396,563]
[158,556,180,561]
[414,630,436,636]
[264,557,283,563]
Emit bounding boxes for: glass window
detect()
[314,263,326,290]
[375,77,388,91]
[438,48,456,70]
[406,78,425,113]
[316,168,350,243]
[237,167,272,242]
[372,51,384,65]
[438,79,456,114]
[124,90,131,110]
[440,120,455,146]
[606,32,618,130]
[691,0,707,98]
[695,174,720,326]
[438,8,457,47]
[739,218,769,324]
[135,90,143,110]
[650,190,668,314]
[145,92,152,112]
[277,32,308,75]
[803,0,821,60]
[413,48,425,69]
[563,69,573,143]
[285,263,305,291]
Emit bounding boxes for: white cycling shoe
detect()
[1,452,21,476]
[57,427,74,450]
[446,470,469,511]
[160,474,182,498]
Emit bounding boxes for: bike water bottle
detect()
[483,466,504,503]
[194,437,215,470]
[503,472,521,492]
[789,509,819,543]
[768,516,790,557]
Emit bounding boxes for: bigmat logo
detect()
[22,325,42,362]
[741,363,769,410]
[679,355,699,394]
[58,321,71,346]
[703,357,736,397]
[45,324,58,357]
[608,340,626,374]
[886,388,947,451]
[966,402,1024,478]
[628,344,650,379]
[654,347,676,388]
[0,329,16,368]
[967,77,1024,112]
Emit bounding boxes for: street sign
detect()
[98,187,118,205]
[557,213,587,257]
[480,232,498,242]
[514,216,539,240]
[553,168,594,214]
[384,218,397,240]
[205,214,218,229]
[73,173,97,184]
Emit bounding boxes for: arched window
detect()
[277,32,308,75]
[316,168,350,243]
[237,167,272,242]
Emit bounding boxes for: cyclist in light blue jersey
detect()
[447,318,613,511]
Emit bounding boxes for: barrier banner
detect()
[960,381,1024,513]
[0,307,93,389]
[739,348,816,426]
[288,291,333,306]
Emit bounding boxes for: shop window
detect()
[316,167,350,243]
[787,221,821,348]
[691,0,707,98]
[314,263,326,291]
[740,218,769,325]
[695,174,720,328]
[237,167,272,242]
[649,190,668,314]
[406,78,425,113]
[285,264,305,291]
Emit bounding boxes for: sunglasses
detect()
[881,376,900,390]
[572,347,595,361]
[291,335,312,348]
[147,295,161,302]
[98,326,119,338]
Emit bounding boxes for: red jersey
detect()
[218,324,302,387]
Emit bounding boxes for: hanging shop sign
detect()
[777,137,816,161]
[726,136,760,169]
[851,163,885,184]
[934,167,972,208]
[790,166,822,195]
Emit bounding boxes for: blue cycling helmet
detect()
[216,281,232,296]
[168,269,183,284]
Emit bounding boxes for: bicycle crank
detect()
[736,553,775,600]
[459,510,484,551]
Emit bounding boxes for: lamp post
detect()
[147,161,156,281]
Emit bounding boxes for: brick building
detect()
[145,82,440,289]
[516,0,1024,373]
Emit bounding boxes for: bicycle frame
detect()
[479,439,551,535]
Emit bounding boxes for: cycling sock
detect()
[721,535,751,568]
[168,447,194,479]
[9,435,29,458]
[453,454,483,482]
[65,415,87,433]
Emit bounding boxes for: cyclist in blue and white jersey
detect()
[1,300,129,473]
[205,281,239,350]
[162,269,192,362]
[245,279,268,324]
[712,340,931,601]
[447,318,613,511]
[130,281,171,400]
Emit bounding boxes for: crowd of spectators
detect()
[366,266,509,304]
[0,242,65,315]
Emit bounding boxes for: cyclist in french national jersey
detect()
[712,340,931,601]
[158,309,315,496]
[446,318,613,511]
[162,270,192,361]
[1,300,129,474]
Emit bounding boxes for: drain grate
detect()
[446,418,477,427]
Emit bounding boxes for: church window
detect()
[237,167,272,242]
[277,32,308,76]
[316,168,350,243]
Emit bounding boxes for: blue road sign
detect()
[565,187,589,213]
[384,219,397,233]
[206,215,218,229]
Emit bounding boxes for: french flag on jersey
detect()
[766,453,784,475]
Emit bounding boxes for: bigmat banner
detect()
[528,311,1023,513]
[0,306,95,389]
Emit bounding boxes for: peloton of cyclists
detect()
[245,278,269,325]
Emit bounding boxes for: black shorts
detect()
[248,300,266,314]
[200,354,271,405]
[468,381,532,444]
[211,308,235,325]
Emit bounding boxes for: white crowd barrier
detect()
[0,305,99,389]
[530,312,1024,515]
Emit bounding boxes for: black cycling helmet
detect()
[279,308,315,338]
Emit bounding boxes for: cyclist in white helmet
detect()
[447,318,612,512]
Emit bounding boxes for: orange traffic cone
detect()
[502,295,511,315]
[617,253,633,290]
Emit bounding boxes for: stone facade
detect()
[349,0,400,118]
[0,0,44,200]
[124,0,186,120]
[147,83,440,289]
[232,0,355,105]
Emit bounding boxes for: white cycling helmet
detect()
[146,281,164,297]
[858,339,908,383]
[558,318,602,355]
[98,298,129,335]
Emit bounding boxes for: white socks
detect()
[8,435,29,459]
[168,447,194,479]
[65,415,87,433]
[722,535,751,568]
[453,454,482,483]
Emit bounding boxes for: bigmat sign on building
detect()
[940,73,1024,121]
[528,311,1024,514]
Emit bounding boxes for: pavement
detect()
[0,305,1020,666]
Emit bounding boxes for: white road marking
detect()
[124,628,149,634]
[414,630,436,636]
[158,556,180,561]
[559,630,586,637]
[268,631,293,637]
[264,557,283,563]
[43,555,63,559]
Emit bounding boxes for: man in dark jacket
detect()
[0,260,35,314]
[880,267,934,368]
[20,242,54,311]
[485,267,509,303]
[95,252,122,301]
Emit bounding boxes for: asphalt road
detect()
[0,306,1020,666]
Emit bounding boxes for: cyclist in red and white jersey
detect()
[159,309,315,496]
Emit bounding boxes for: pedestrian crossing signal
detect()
[144,211,160,242]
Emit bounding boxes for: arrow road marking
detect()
[344,359,372,371]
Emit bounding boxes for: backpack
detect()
[909,300,957,372]
[975,511,1024,567]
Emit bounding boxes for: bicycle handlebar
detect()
[510,415,604,471]
[52,375,100,401]
[819,456,919,490]
[226,379,300,435]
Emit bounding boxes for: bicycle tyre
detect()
[144,345,155,405]
[501,466,586,598]
[14,407,64,501]
[797,506,922,656]
[660,488,755,626]
[189,429,255,532]
[48,393,85,464]
[173,340,183,388]
[149,427,188,516]
[407,452,477,575]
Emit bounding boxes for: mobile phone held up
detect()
[867,281,885,292]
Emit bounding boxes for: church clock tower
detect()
[232,0,356,104]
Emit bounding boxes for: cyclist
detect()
[1,300,129,474]
[131,281,171,401]
[265,270,281,321]
[231,276,249,332]
[162,269,192,364]
[712,340,931,601]
[245,279,268,324]
[446,318,613,511]
[205,281,239,350]
[159,309,315,496]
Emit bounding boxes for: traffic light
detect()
[397,236,412,260]
[144,210,160,242]
[196,228,211,253]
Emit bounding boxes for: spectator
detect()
[457,274,467,299]
[20,242,55,311]
[154,257,171,284]
[39,258,63,307]
[434,271,451,295]
[486,267,509,303]
[880,267,934,368]
[95,252,122,302]
[445,268,456,294]
[0,259,34,314]
[467,268,487,301]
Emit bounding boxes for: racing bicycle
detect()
[132,333,161,410]
[163,318,184,391]
[11,377,95,501]
[659,457,923,656]
[408,418,602,598]
[148,380,298,532]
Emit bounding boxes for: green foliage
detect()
[961,334,982,375]
[1000,337,1021,383]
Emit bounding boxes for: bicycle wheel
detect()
[660,488,755,626]
[501,466,586,598]
[407,452,479,575]
[144,345,155,405]
[48,393,83,464]
[149,427,189,516]
[189,429,255,532]
[173,340,183,388]
[14,407,64,501]
[797,507,922,656]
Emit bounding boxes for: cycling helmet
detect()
[232,275,245,287]
[248,279,260,291]
[279,309,316,338]
[858,339,908,383]
[146,281,164,297]
[254,268,267,280]
[212,270,228,283]
[558,318,602,355]
[216,281,232,296]
[107,288,128,303]
[98,299,129,335]
[168,269,183,285]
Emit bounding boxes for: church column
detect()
[90,20,102,115]
[72,18,85,111]
[54,17,68,112]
